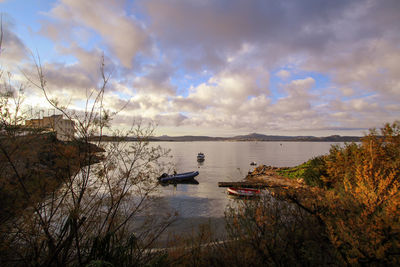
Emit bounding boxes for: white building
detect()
[25,115,75,141]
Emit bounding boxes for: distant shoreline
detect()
[89,134,361,143]
[146,139,360,142]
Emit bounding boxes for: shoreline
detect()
[245,165,306,189]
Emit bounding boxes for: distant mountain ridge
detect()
[91,133,361,142]
[154,135,224,141]
[151,133,361,142]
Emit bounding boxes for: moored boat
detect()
[227,187,261,197]
[158,171,199,183]
[197,152,205,162]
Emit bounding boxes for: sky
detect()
[0,0,399,137]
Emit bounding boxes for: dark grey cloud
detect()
[0,19,29,65]
[155,112,188,126]
[133,63,177,95]
[142,0,359,70]
[142,0,400,74]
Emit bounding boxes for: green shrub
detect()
[303,156,327,187]
[278,156,327,187]
[277,162,308,179]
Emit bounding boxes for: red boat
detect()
[227,187,261,197]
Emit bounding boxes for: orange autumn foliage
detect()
[321,122,400,265]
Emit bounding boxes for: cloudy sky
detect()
[1,0,399,136]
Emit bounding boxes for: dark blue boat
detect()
[158,171,199,183]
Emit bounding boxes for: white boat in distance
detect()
[197,152,205,162]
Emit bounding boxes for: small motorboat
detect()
[197,152,205,162]
[227,187,261,197]
[158,171,199,183]
[250,161,257,166]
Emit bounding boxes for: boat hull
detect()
[227,187,261,197]
[159,171,199,183]
[197,152,205,162]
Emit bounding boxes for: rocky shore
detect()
[244,165,325,215]
[245,165,305,189]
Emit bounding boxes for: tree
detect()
[322,122,400,265]
[0,33,174,266]
[232,122,400,266]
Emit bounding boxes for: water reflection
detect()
[150,141,342,232]
[160,178,199,186]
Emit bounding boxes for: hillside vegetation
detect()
[274,121,400,264]
[152,122,400,266]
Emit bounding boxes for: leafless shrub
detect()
[0,26,175,265]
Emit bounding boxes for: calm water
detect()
[148,141,341,235]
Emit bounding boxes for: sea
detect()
[144,141,342,242]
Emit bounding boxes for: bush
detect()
[0,54,173,266]
[277,155,327,187]
[222,193,340,266]
[321,121,400,265]
[263,122,400,265]
[303,156,327,187]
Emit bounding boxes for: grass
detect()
[277,162,310,179]
[277,156,327,187]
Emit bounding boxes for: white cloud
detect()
[3,0,400,135]
[276,70,291,80]
[339,87,354,97]
[183,67,269,111]
[43,0,149,68]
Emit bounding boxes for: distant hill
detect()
[152,133,361,142]
[153,135,228,142]
[232,133,300,141]
[230,133,361,142]
[90,133,361,142]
